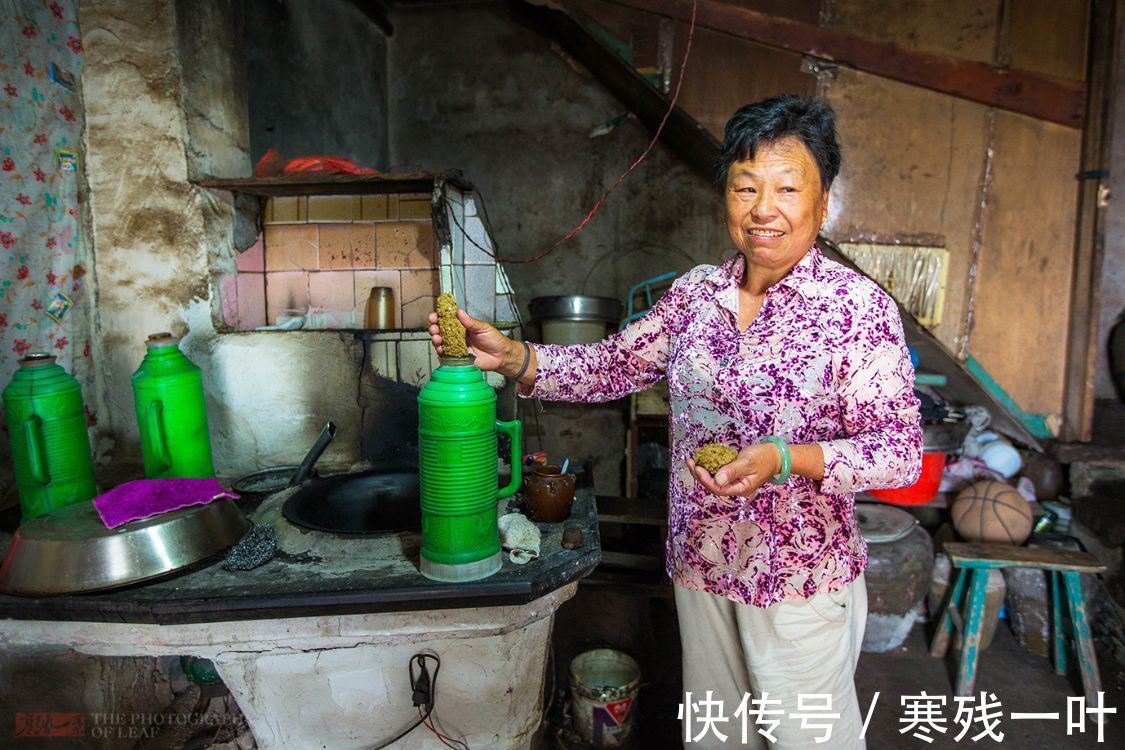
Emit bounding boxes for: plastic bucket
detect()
[868,452,946,506]
[569,649,640,748]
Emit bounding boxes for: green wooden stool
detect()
[930,542,1106,704]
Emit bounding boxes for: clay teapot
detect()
[523,465,575,523]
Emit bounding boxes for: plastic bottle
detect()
[418,356,521,582]
[2,353,96,519]
[131,333,214,478]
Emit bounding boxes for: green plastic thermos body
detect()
[418,360,522,582]
[131,333,215,479]
[2,353,96,520]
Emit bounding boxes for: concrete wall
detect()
[243,0,390,169]
[388,3,727,313]
[81,0,365,477]
[388,2,731,494]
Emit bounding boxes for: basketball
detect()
[952,480,1033,545]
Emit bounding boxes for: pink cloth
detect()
[93,478,238,528]
[522,246,923,608]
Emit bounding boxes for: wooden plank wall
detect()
[574,0,1090,425]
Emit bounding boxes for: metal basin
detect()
[0,499,250,596]
[282,470,422,535]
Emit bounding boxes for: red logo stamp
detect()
[14,712,87,737]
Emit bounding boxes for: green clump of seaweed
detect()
[436,293,468,357]
[692,443,738,475]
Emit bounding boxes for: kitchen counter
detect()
[0,486,601,624]
[0,487,602,750]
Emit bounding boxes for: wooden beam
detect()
[1062,0,1117,442]
[600,0,1086,128]
[348,0,394,36]
[512,0,720,184]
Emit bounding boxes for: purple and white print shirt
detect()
[523,246,922,607]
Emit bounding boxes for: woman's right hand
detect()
[427,308,520,374]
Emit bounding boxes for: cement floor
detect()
[547,585,1124,750]
[858,623,1124,749]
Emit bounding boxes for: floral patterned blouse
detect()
[523,245,922,607]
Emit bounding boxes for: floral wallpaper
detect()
[0,0,92,412]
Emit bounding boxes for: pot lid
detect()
[855,503,916,543]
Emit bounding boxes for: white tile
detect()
[370,341,397,379]
[449,202,465,267]
[495,265,514,294]
[464,216,494,265]
[465,265,495,322]
[372,330,403,342]
[398,340,433,387]
[495,293,520,325]
[452,265,466,305]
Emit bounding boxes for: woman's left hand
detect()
[686,442,782,497]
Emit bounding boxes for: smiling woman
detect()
[427,95,922,749]
[723,138,828,289]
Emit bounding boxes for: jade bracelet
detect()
[762,436,791,485]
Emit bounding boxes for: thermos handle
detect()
[22,415,49,485]
[494,418,523,500]
[145,400,172,472]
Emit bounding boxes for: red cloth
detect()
[254,148,379,178]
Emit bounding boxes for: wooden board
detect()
[826,0,998,63]
[945,541,1105,572]
[673,25,814,141]
[971,112,1082,417]
[1006,0,1089,81]
[597,495,669,526]
[825,69,990,353]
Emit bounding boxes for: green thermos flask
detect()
[132,333,214,479]
[2,353,96,520]
[418,356,522,582]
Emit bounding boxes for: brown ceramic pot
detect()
[523,465,575,522]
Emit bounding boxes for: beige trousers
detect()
[675,575,867,750]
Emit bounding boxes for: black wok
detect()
[282,469,422,535]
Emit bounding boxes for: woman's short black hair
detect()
[716,95,841,191]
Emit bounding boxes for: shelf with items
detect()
[594,383,672,576]
[626,381,670,498]
[197,172,522,337]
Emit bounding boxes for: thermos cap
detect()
[18,353,56,368]
[145,332,180,349]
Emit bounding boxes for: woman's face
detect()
[724,136,829,276]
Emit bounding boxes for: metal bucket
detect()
[569,649,640,748]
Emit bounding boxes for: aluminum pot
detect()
[530,296,623,345]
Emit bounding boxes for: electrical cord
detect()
[365,653,471,750]
[443,0,700,266]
